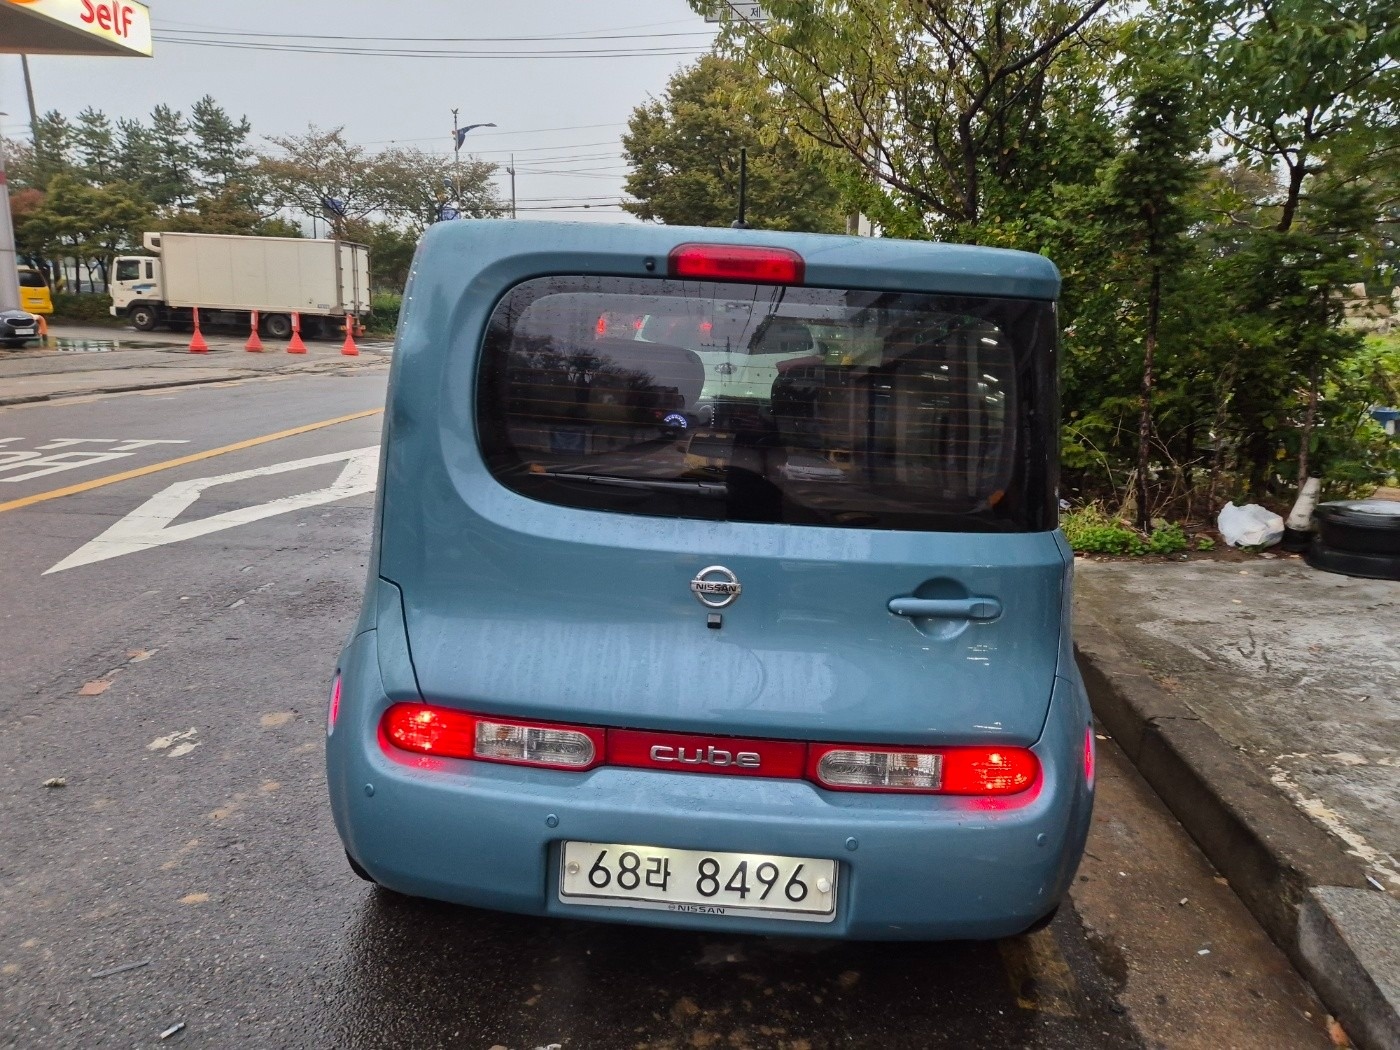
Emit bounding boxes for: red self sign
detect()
[80,0,137,36]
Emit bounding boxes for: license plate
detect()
[13,328,35,336]
[558,841,837,923]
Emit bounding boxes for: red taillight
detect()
[382,704,603,770]
[1084,727,1096,787]
[807,744,1039,795]
[939,747,1040,795]
[668,243,805,285]
[698,321,713,333]
[327,674,342,736]
[595,314,608,337]
[380,705,1037,795]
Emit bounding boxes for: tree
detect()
[697,0,1116,236]
[112,118,158,191]
[257,126,388,234]
[147,105,197,207]
[30,110,73,188]
[623,53,847,232]
[189,95,253,191]
[17,174,150,289]
[72,107,115,184]
[1176,0,1399,491]
[373,146,502,233]
[1097,64,1210,528]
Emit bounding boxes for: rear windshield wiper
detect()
[535,470,726,497]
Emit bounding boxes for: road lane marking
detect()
[45,446,379,574]
[0,409,382,515]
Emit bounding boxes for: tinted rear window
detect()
[18,270,46,288]
[478,276,1056,531]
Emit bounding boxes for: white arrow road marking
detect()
[45,446,379,575]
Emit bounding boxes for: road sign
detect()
[45,447,379,574]
[704,3,767,23]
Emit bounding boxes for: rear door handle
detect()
[888,597,1003,621]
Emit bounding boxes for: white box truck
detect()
[110,232,371,339]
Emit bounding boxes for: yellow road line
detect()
[0,408,383,515]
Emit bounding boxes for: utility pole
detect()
[0,109,21,312]
[508,154,516,219]
[20,56,39,136]
[731,147,750,229]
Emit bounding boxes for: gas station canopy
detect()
[1,0,153,57]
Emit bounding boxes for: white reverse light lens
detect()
[474,721,597,768]
[816,749,943,791]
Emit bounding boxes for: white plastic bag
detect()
[1217,502,1285,548]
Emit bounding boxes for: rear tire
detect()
[128,304,158,332]
[262,313,293,340]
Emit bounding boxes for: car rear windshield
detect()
[18,270,46,288]
[478,275,1057,532]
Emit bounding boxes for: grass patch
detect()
[1060,505,1198,556]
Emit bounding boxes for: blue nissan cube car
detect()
[327,221,1094,940]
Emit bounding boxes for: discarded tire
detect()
[1305,541,1400,581]
[1314,500,1400,556]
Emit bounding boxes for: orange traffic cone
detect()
[286,312,307,354]
[340,313,359,356]
[36,314,49,345]
[245,310,265,352]
[188,307,209,353]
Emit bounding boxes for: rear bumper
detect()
[327,630,1093,941]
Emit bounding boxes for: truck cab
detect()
[110,256,163,330]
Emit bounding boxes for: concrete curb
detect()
[1076,619,1400,1050]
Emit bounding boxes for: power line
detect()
[362,122,627,146]
[156,28,716,43]
[153,37,709,59]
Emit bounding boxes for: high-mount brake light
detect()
[808,744,1039,795]
[668,243,805,285]
[382,704,603,770]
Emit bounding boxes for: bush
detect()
[52,292,120,325]
[366,292,401,335]
[1061,506,1194,556]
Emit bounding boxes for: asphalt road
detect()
[0,373,1333,1049]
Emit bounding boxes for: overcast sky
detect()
[1,0,723,223]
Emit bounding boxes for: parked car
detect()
[326,222,1092,940]
[17,268,53,316]
[0,308,40,348]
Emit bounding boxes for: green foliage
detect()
[1061,507,1192,555]
[365,293,402,335]
[1061,506,1148,554]
[700,0,1117,233]
[52,293,118,324]
[622,54,846,232]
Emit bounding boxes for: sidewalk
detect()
[0,323,391,405]
[1075,557,1400,1049]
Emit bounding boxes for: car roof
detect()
[413,220,1060,302]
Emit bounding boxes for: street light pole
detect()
[508,154,516,220]
[448,112,497,218]
[0,104,22,313]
